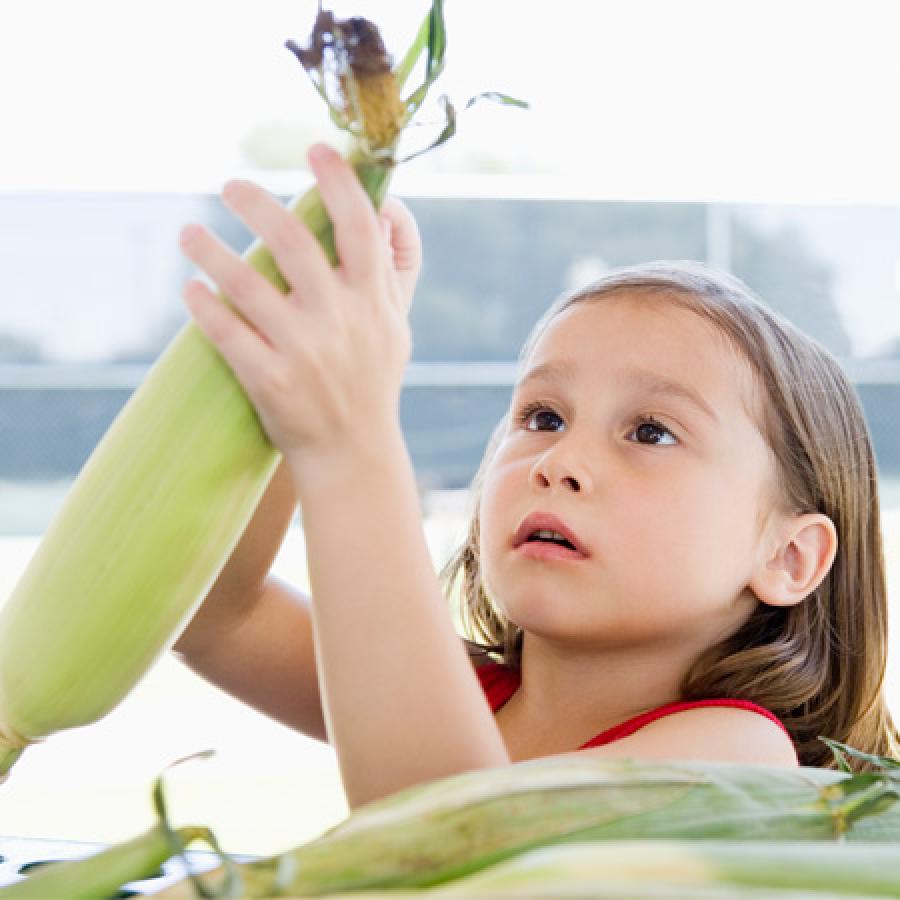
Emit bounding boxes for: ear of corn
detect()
[308,888,895,900]
[4,751,899,897]
[0,0,516,776]
[0,0,444,777]
[0,157,390,776]
[147,755,900,897]
[427,840,900,897]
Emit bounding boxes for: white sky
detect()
[3,0,900,201]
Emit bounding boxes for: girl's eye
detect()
[517,403,565,432]
[628,415,677,446]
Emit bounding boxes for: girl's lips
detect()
[512,511,590,558]
[515,541,587,562]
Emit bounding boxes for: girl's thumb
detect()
[380,197,422,276]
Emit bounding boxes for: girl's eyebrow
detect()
[518,359,579,390]
[622,368,720,425]
[518,360,720,425]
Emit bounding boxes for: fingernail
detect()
[308,143,334,166]
[180,224,203,244]
[222,179,247,203]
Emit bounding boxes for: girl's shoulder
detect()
[581,697,791,748]
[578,699,800,768]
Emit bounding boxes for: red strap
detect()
[476,660,520,712]
[578,697,790,748]
[475,662,791,749]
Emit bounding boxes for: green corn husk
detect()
[0,823,209,899]
[149,752,900,897]
[0,750,235,899]
[427,840,900,897]
[7,747,897,898]
[0,3,446,777]
[378,889,893,900]
[159,889,869,900]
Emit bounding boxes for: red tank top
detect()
[476,661,791,750]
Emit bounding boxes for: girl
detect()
[174,142,899,809]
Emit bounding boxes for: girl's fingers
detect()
[379,197,422,312]
[307,143,383,284]
[178,224,291,345]
[219,179,334,303]
[184,279,277,393]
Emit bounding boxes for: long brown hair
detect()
[441,260,899,771]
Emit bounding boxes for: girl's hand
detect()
[179,143,422,478]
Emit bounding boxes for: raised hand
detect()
[179,143,422,483]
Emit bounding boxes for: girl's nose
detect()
[529,443,594,495]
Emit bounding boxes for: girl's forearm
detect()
[177,575,328,741]
[290,428,509,809]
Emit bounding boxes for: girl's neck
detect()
[496,634,701,754]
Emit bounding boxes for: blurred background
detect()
[1,0,899,856]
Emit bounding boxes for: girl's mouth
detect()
[516,539,587,562]
[512,514,590,561]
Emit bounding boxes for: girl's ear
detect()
[750,513,838,607]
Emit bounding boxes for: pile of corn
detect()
[3,743,900,897]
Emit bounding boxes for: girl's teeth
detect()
[532,529,572,546]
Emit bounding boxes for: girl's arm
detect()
[297,427,510,806]
[172,458,328,741]
[172,453,491,746]
[173,175,425,745]
[182,145,510,808]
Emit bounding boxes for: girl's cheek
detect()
[477,504,496,564]
[478,446,529,554]
[478,472,504,544]
[477,481,500,549]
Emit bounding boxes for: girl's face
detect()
[478,293,781,654]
